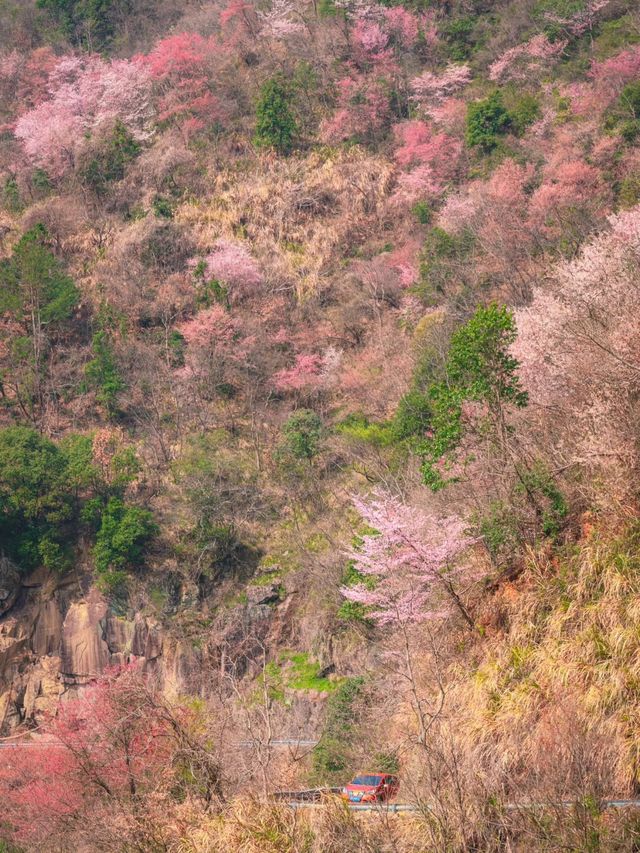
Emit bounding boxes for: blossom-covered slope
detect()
[1,0,640,848]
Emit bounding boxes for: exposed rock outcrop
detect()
[0,558,21,617]
[0,569,297,733]
[0,573,180,732]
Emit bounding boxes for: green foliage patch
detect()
[81,121,141,196]
[417,304,528,491]
[37,0,124,47]
[84,330,126,416]
[281,409,323,460]
[466,91,512,151]
[311,676,365,783]
[254,76,299,155]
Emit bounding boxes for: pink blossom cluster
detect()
[14,54,153,177]
[321,72,390,143]
[385,239,421,287]
[191,239,263,297]
[178,304,236,349]
[580,44,640,113]
[439,155,609,245]
[140,33,225,134]
[273,345,345,394]
[353,18,392,63]
[143,32,217,78]
[410,64,471,111]
[392,120,462,206]
[382,6,421,48]
[257,0,305,39]
[341,491,476,625]
[529,159,609,234]
[489,34,566,83]
[543,0,609,36]
[273,352,323,393]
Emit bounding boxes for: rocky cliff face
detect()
[0,563,297,733]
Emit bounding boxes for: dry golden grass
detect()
[453,522,640,799]
[177,147,395,301]
[174,796,431,853]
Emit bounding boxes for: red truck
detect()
[341,773,400,804]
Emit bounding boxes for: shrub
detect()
[474,499,523,566]
[281,409,323,460]
[337,560,375,624]
[140,223,194,273]
[84,331,125,417]
[391,391,432,441]
[374,751,399,773]
[412,200,432,224]
[94,497,157,577]
[417,226,475,302]
[605,80,640,142]
[311,677,366,783]
[0,426,92,573]
[2,176,21,213]
[254,76,299,154]
[507,93,541,136]
[81,121,141,196]
[466,91,512,150]
[518,464,568,538]
[617,174,640,208]
[152,195,174,219]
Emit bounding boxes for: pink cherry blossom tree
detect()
[341,491,478,627]
[410,64,471,114]
[512,205,640,500]
[489,34,566,84]
[529,158,611,246]
[175,304,253,408]
[141,32,225,135]
[257,0,305,39]
[273,352,323,395]
[321,71,391,143]
[391,120,463,206]
[14,54,153,177]
[382,7,420,49]
[190,239,263,301]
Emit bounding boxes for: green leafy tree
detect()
[84,331,125,417]
[0,427,77,571]
[0,224,78,415]
[81,121,141,196]
[311,677,365,783]
[94,496,157,577]
[418,304,528,490]
[445,304,528,410]
[466,91,512,150]
[441,15,477,61]
[254,76,299,155]
[281,409,323,460]
[37,0,124,48]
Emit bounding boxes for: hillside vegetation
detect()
[0,0,640,849]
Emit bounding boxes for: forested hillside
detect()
[0,0,640,849]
